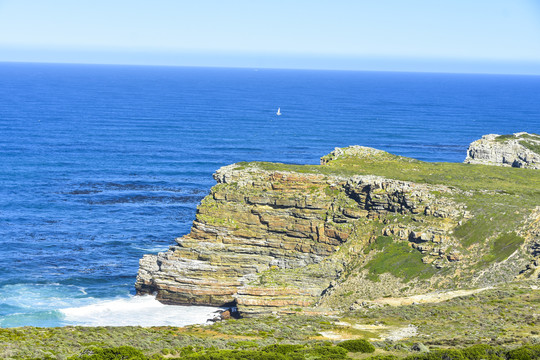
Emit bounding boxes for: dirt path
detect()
[367,287,492,306]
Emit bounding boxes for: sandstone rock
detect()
[220,310,231,320]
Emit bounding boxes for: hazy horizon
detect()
[2,56,540,76]
[1,0,539,75]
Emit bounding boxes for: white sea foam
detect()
[131,245,169,253]
[60,295,222,327]
[0,283,90,310]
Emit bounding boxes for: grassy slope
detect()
[241,151,539,195]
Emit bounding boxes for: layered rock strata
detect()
[136,157,463,315]
[464,132,540,169]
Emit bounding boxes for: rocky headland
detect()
[136,142,540,317]
[464,132,540,169]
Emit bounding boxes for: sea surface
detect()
[0,62,538,327]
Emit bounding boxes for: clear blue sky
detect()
[1,0,540,74]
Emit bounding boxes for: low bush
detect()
[184,349,289,360]
[506,344,540,360]
[68,346,146,360]
[302,344,348,359]
[337,339,376,353]
[404,349,465,360]
[179,344,348,360]
[461,344,504,360]
[367,355,398,360]
[262,344,304,354]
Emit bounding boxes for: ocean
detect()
[0,62,538,327]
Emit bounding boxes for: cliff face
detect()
[136,167,345,310]
[464,132,540,169]
[136,146,540,316]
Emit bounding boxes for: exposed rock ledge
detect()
[136,162,460,314]
[464,132,540,169]
[136,145,540,316]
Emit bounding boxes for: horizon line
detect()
[2,60,540,77]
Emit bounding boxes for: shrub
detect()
[461,344,504,360]
[302,345,348,359]
[230,340,260,349]
[262,344,304,354]
[68,346,146,360]
[184,349,289,360]
[180,345,348,360]
[404,349,465,360]
[367,355,398,360]
[337,339,376,353]
[506,345,540,360]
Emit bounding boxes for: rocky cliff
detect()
[464,132,540,169]
[136,146,540,316]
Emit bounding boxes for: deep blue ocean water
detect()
[0,62,539,327]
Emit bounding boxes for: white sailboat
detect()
[276,107,281,116]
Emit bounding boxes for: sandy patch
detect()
[386,325,418,341]
[369,287,491,306]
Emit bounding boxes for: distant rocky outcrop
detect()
[136,146,540,316]
[464,132,540,169]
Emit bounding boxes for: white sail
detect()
[276,107,281,116]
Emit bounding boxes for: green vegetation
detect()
[494,134,517,142]
[61,344,349,360]
[5,336,540,359]
[520,133,540,140]
[67,346,146,359]
[495,132,540,141]
[483,232,525,264]
[242,152,540,196]
[451,191,529,263]
[364,236,394,252]
[337,339,376,353]
[398,345,540,360]
[365,239,438,282]
[519,140,540,155]
[493,133,540,155]
[506,345,540,360]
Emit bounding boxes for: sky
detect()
[0,0,540,74]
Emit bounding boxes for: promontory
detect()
[136,141,540,317]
